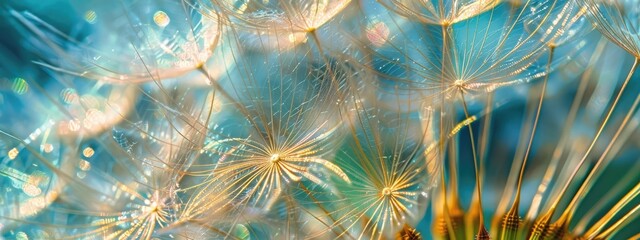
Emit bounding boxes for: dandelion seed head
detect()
[328,106,434,238]
[13,0,222,83]
[453,79,465,88]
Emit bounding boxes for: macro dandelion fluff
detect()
[2,0,640,239]
[184,50,353,225]
[424,34,640,239]
[10,0,222,83]
[324,99,436,239]
[1,69,221,238]
[365,0,580,107]
[354,2,590,237]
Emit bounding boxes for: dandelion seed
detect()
[324,102,434,239]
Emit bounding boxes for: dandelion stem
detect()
[574,160,640,234]
[494,81,539,234]
[447,124,460,204]
[466,91,493,239]
[500,45,555,240]
[525,38,608,222]
[458,89,487,238]
[438,22,458,240]
[478,92,494,176]
[514,46,554,207]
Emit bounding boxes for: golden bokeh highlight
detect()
[84,10,97,24]
[153,11,170,27]
[82,147,95,158]
[8,148,19,160]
